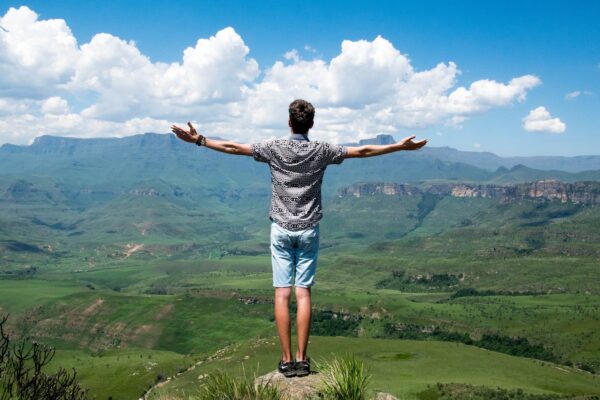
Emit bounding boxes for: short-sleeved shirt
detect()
[251,134,347,231]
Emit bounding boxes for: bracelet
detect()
[195,135,206,146]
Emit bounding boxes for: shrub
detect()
[0,314,88,400]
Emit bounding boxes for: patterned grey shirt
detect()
[251,134,347,231]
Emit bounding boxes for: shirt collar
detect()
[290,133,310,141]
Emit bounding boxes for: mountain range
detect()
[1,133,600,196]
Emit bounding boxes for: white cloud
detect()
[41,96,69,115]
[0,6,78,97]
[0,5,544,145]
[522,106,566,134]
[446,115,467,128]
[0,97,35,116]
[565,90,592,100]
[284,49,300,63]
[69,27,259,120]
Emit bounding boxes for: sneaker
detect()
[294,357,310,377]
[278,359,296,378]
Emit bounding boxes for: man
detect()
[171,99,427,378]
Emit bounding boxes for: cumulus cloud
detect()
[0,5,543,145]
[69,27,259,120]
[522,106,566,134]
[0,6,78,97]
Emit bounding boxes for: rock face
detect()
[338,180,600,205]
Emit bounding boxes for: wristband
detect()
[195,135,206,146]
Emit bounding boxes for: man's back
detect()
[251,135,346,231]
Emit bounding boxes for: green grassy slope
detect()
[152,336,600,400]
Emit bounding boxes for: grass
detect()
[195,369,281,400]
[0,279,87,314]
[46,348,191,400]
[318,354,371,400]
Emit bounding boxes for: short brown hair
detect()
[288,99,315,134]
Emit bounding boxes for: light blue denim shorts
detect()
[270,222,320,288]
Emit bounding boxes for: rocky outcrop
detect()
[255,371,323,399]
[338,180,600,205]
[254,371,399,400]
[338,182,420,197]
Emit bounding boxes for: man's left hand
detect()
[171,122,200,143]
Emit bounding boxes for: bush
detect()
[318,354,371,400]
[0,314,88,400]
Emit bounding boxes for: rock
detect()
[255,370,323,399]
[376,392,399,400]
[255,371,399,400]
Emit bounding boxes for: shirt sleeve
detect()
[251,141,272,163]
[323,143,347,165]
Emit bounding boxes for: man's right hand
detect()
[399,135,428,150]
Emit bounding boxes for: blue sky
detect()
[1,0,598,156]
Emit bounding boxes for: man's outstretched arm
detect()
[344,135,428,158]
[171,122,252,156]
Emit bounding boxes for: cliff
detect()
[338,180,600,205]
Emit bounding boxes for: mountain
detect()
[342,134,397,146]
[422,146,600,173]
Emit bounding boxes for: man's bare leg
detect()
[295,286,311,361]
[275,287,293,362]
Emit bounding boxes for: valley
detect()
[1,133,600,399]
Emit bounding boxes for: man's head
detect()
[288,99,315,134]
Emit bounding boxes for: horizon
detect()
[4,131,600,159]
[0,1,599,157]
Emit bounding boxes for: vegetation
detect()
[449,288,547,298]
[196,369,280,400]
[318,354,371,400]
[311,310,363,337]
[381,323,561,363]
[376,270,462,292]
[420,382,595,400]
[0,315,88,400]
